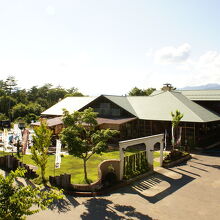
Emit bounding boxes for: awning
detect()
[96,117,137,125]
[32,117,137,128]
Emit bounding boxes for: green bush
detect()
[163,150,189,163]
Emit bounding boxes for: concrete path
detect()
[26,149,220,220]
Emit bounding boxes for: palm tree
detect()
[171,110,184,151]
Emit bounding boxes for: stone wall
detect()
[49,159,120,192]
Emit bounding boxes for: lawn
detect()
[0,150,165,184]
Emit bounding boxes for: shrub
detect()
[163,150,189,163]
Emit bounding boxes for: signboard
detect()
[55,139,62,169]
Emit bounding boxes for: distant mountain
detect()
[180,83,220,90]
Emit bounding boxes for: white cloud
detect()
[194,51,220,82]
[46,6,56,16]
[198,51,220,68]
[176,50,220,86]
[146,44,220,88]
[154,43,191,64]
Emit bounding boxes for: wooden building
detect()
[40,90,220,149]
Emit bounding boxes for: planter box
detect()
[162,154,191,168]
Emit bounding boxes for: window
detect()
[112,108,120,117]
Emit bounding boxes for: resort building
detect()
[39,90,220,149]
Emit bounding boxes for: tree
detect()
[171,110,184,150]
[0,168,62,219]
[0,113,8,121]
[0,96,17,117]
[11,103,28,119]
[31,120,52,184]
[11,102,43,121]
[128,87,156,96]
[47,87,68,106]
[24,113,39,124]
[60,108,119,183]
[3,75,17,95]
[65,87,84,97]
[11,89,28,104]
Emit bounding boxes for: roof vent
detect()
[161,83,176,92]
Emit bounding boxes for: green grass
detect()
[0,150,165,184]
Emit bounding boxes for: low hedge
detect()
[163,150,190,164]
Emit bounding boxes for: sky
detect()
[0,0,220,95]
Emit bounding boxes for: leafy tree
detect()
[0,168,62,220]
[27,102,44,116]
[128,87,156,96]
[3,75,17,95]
[35,97,49,109]
[0,113,8,121]
[0,96,17,117]
[31,120,52,184]
[0,80,4,89]
[60,108,119,183]
[11,103,43,121]
[65,87,84,97]
[24,113,39,124]
[27,86,39,102]
[47,87,68,106]
[11,103,28,119]
[0,88,6,97]
[11,89,28,104]
[0,76,84,122]
[171,110,184,150]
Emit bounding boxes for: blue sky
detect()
[0,0,220,95]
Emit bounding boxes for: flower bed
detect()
[162,150,191,168]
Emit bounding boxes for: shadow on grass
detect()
[80,198,153,220]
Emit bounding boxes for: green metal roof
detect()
[179,90,220,101]
[105,92,220,122]
[151,90,220,101]
[103,95,137,116]
[41,96,97,116]
[41,92,220,123]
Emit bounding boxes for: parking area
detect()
[26,147,220,219]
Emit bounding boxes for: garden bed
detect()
[162,151,191,168]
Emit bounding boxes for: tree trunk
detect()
[172,125,175,151]
[83,159,89,183]
[41,166,47,185]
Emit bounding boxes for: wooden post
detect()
[150,121,153,135]
[160,141,164,167]
[194,123,196,145]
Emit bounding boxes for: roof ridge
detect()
[169,92,207,122]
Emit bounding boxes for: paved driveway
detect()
[28,148,220,220]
